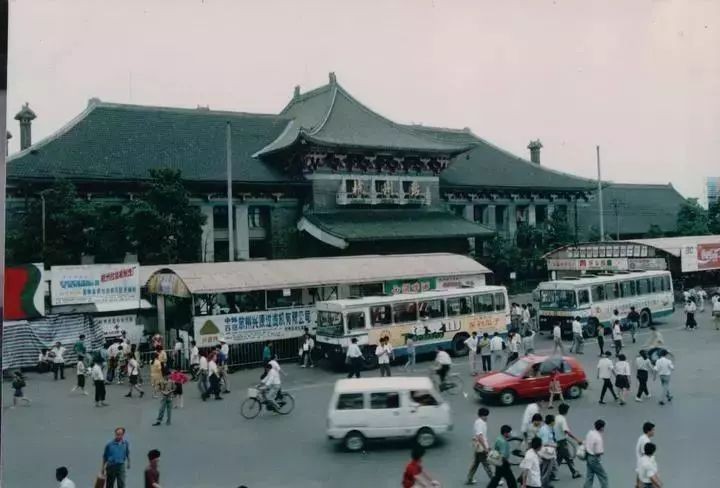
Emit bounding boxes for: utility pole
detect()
[596,145,604,241]
[610,199,625,241]
[226,121,234,261]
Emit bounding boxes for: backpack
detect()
[13,377,26,389]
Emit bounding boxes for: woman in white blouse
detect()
[613,354,631,405]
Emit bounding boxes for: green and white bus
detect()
[535,270,674,337]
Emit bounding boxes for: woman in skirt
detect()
[614,353,631,405]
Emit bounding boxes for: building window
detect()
[349,283,384,297]
[536,205,547,224]
[214,240,229,262]
[213,206,234,229]
[495,206,505,227]
[249,239,269,259]
[248,206,265,228]
[266,288,303,309]
[473,205,486,223]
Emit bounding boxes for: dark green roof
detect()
[577,183,686,236]
[304,210,494,241]
[7,101,294,184]
[441,139,596,191]
[255,78,471,156]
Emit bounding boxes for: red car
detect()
[474,354,588,406]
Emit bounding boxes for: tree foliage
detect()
[675,198,709,236]
[645,224,664,238]
[708,200,720,234]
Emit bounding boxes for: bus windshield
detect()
[538,289,576,310]
[317,311,343,336]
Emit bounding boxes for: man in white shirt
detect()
[597,352,618,404]
[50,342,66,381]
[583,419,608,488]
[198,353,209,398]
[434,347,452,386]
[207,354,223,400]
[697,288,707,312]
[91,359,107,407]
[489,332,505,371]
[375,337,392,377]
[521,304,531,334]
[506,332,521,366]
[189,341,200,380]
[520,437,543,488]
[261,363,282,410]
[555,403,582,479]
[570,317,584,354]
[612,321,623,357]
[637,442,662,488]
[465,332,479,375]
[552,324,564,355]
[635,422,655,485]
[55,466,75,488]
[685,299,697,330]
[345,337,364,379]
[465,407,494,485]
[654,350,674,405]
[301,331,315,368]
[521,402,540,443]
[713,293,720,330]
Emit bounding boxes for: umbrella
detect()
[169,371,189,384]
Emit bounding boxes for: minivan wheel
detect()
[416,427,436,448]
[566,384,582,399]
[344,431,366,452]
[499,389,516,406]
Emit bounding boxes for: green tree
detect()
[6,180,95,265]
[587,225,602,242]
[708,200,720,234]
[545,206,574,249]
[85,203,132,263]
[645,224,664,238]
[675,198,709,236]
[127,169,206,264]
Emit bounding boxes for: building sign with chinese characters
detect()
[681,242,720,272]
[193,306,317,346]
[547,258,629,271]
[435,274,486,289]
[51,264,140,306]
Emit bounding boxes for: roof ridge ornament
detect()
[293,85,301,99]
[328,72,337,85]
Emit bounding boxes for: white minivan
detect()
[327,377,452,452]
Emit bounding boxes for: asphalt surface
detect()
[3,307,719,487]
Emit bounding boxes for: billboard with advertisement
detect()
[383,278,435,295]
[682,243,720,272]
[193,306,316,346]
[3,263,45,320]
[51,264,140,306]
[547,258,629,271]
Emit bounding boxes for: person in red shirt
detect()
[402,446,440,487]
[144,449,161,488]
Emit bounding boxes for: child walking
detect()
[71,355,88,395]
[11,371,31,408]
[547,368,564,409]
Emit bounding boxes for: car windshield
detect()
[504,359,531,377]
[538,289,577,310]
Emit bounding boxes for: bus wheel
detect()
[451,333,470,357]
[640,309,652,328]
[584,318,598,338]
[363,349,378,370]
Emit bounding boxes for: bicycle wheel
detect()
[275,392,295,415]
[240,398,262,419]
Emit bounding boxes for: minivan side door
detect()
[365,391,405,438]
[408,389,445,430]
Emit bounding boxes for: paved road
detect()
[3,308,719,487]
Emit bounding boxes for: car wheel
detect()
[344,431,366,452]
[499,389,516,406]
[451,333,470,357]
[416,427,436,448]
[640,309,652,328]
[566,384,582,399]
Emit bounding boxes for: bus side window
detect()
[447,297,472,317]
[591,285,605,302]
[473,294,494,313]
[392,302,418,324]
[620,281,634,298]
[494,292,506,312]
[578,289,590,306]
[419,299,445,319]
[370,305,392,326]
[637,279,649,295]
[346,311,366,331]
[663,275,671,291]
[605,283,619,300]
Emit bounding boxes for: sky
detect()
[6,0,720,200]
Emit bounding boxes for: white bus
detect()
[535,270,674,337]
[315,286,509,368]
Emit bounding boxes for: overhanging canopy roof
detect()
[146,253,491,296]
[624,235,720,257]
[298,210,495,249]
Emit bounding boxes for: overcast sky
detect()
[6,0,720,200]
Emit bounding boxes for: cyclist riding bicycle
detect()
[434,347,452,387]
[259,362,281,410]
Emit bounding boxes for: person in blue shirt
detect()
[537,415,558,487]
[487,424,517,488]
[103,427,130,488]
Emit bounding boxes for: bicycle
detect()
[240,385,295,419]
[430,368,464,396]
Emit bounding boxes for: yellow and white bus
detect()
[315,286,509,368]
[535,270,674,337]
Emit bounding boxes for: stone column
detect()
[528,203,537,226]
[235,204,250,260]
[200,204,215,262]
[507,203,517,236]
[485,204,496,229]
[157,294,166,337]
[463,204,474,222]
